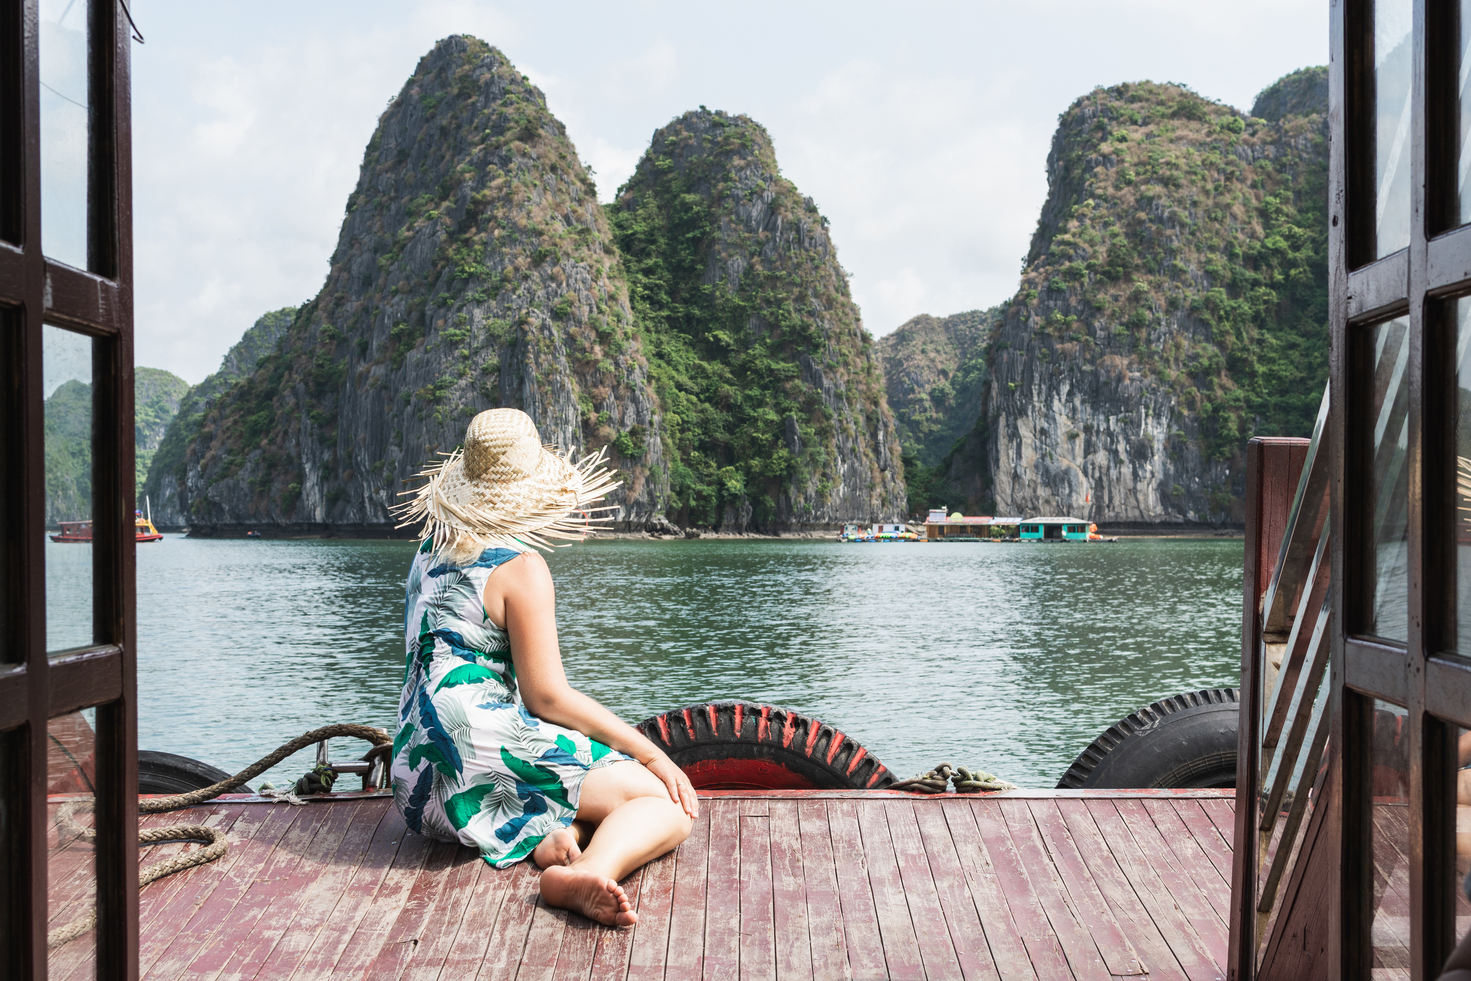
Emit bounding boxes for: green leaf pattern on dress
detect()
[390,543,630,867]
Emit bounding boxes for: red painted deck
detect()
[47,790,1235,980]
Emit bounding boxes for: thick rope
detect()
[48,724,390,948]
[889,762,1017,794]
[48,802,229,949]
[139,723,389,813]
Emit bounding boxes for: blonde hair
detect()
[436,529,526,567]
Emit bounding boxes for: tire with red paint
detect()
[635,701,894,791]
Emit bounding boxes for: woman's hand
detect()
[645,755,699,819]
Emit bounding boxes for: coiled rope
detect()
[48,723,390,949]
[888,762,1017,794]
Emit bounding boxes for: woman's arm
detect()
[486,551,698,818]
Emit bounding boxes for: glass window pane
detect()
[39,0,89,269]
[48,792,97,977]
[1371,701,1411,977]
[45,324,93,653]
[1455,726,1471,956]
[1368,317,1410,641]
[1455,300,1471,654]
[1375,0,1412,257]
[1458,0,1471,225]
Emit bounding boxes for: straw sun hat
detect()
[394,408,620,554]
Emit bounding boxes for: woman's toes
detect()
[540,866,637,927]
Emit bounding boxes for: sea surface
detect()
[48,535,1245,790]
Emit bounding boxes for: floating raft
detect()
[47,789,1234,980]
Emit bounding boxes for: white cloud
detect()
[128,0,1327,380]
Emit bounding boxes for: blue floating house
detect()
[1018,517,1092,541]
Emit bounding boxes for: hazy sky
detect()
[123,1,1327,384]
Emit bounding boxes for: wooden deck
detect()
[47,790,1236,981]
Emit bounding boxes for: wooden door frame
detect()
[0,2,138,979]
[1319,0,1471,977]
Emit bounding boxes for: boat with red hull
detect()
[50,512,164,544]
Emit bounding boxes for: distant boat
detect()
[50,511,164,544]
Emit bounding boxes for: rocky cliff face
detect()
[878,307,1001,469]
[612,109,904,530]
[946,70,1329,525]
[133,367,189,501]
[144,307,296,527]
[166,37,664,533]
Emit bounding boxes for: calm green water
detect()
[86,535,1243,789]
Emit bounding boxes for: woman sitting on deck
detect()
[390,408,696,926]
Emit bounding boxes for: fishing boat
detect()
[837,521,919,542]
[49,511,164,544]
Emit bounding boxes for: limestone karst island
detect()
[30,11,1413,977]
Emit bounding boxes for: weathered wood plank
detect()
[358,839,461,980]
[253,802,390,980]
[825,800,888,981]
[855,798,925,980]
[1197,798,1236,845]
[939,799,1034,981]
[218,800,366,981]
[886,798,964,980]
[627,842,679,981]
[663,807,712,981]
[471,861,541,981]
[587,867,645,981]
[328,830,436,980]
[549,900,604,981]
[740,814,776,981]
[134,804,278,978]
[438,861,523,981]
[52,804,254,981]
[1173,801,1235,886]
[702,799,741,981]
[973,798,1079,980]
[796,802,851,981]
[768,802,813,981]
[44,791,1244,981]
[144,804,307,981]
[1057,799,1201,980]
[1138,799,1231,893]
[1116,800,1231,940]
[516,896,573,981]
[177,801,334,981]
[997,798,1111,980]
[1084,800,1221,980]
[1026,799,1150,979]
[285,804,409,981]
[394,850,485,981]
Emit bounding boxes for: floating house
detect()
[1018,516,1091,541]
[923,511,1023,541]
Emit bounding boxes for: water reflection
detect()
[137,536,1243,789]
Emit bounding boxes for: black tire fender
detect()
[137,750,245,795]
[636,701,893,791]
[1056,688,1239,790]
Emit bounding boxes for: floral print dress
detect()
[390,542,630,866]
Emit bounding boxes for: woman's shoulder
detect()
[417,542,531,579]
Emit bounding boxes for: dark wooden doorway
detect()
[0,2,139,979]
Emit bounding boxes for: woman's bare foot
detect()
[532,827,582,869]
[540,865,637,926]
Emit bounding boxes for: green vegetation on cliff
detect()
[877,307,1002,514]
[45,366,191,524]
[611,109,902,528]
[1021,70,1329,459]
[134,367,190,493]
[165,38,666,529]
[143,307,296,518]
